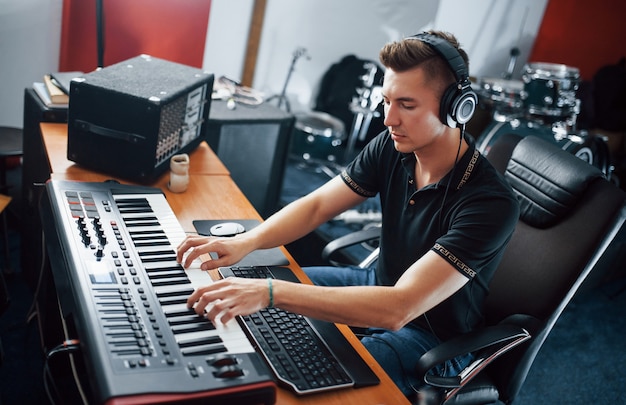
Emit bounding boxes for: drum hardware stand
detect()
[502,5,528,80]
[290,151,345,179]
[291,153,345,179]
[266,47,310,113]
[503,47,520,80]
[344,62,383,162]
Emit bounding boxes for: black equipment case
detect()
[67,54,214,183]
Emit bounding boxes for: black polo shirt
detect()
[341,131,519,340]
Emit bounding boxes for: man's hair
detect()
[379,30,470,98]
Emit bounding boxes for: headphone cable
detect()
[438,124,465,234]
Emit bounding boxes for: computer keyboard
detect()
[219,265,379,395]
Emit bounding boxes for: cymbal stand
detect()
[503,47,520,80]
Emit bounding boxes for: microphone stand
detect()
[96,0,104,68]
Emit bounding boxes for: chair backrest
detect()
[483,134,626,402]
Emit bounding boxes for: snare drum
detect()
[290,111,345,163]
[475,77,525,120]
[522,62,580,118]
[477,118,611,178]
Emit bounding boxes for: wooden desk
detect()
[41,123,231,178]
[39,123,410,405]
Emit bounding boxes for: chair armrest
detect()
[321,226,381,265]
[416,323,532,389]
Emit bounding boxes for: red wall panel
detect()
[529,0,626,80]
[59,0,211,72]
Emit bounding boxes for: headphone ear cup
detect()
[439,83,460,127]
[453,88,477,125]
[440,84,477,128]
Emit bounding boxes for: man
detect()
[177,30,519,397]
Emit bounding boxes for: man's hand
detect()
[176,234,250,270]
[186,277,271,324]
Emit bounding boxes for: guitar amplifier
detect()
[67,55,214,183]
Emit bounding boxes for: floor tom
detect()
[522,62,580,119]
[290,111,345,163]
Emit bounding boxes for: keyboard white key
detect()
[115,193,255,355]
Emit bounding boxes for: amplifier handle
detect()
[74,119,146,144]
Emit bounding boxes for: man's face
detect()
[381,66,448,155]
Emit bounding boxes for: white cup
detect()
[168,153,190,193]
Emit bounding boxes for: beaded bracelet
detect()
[267,278,274,308]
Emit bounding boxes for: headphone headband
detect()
[410,33,469,82]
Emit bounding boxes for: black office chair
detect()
[321,225,381,268]
[322,134,626,404]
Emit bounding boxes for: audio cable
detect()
[43,339,81,405]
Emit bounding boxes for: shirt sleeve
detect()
[340,131,388,197]
[431,183,519,280]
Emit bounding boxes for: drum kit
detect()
[289,61,382,176]
[286,47,612,180]
[474,61,613,179]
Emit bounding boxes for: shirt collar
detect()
[400,133,480,191]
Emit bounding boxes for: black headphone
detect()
[408,33,477,128]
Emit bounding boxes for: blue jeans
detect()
[303,265,473,397]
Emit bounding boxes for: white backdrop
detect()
[204,0,548,113]
[0,0,63,128]
[0,0,547,128]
